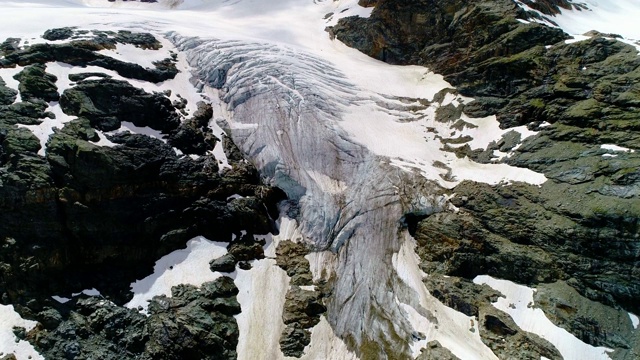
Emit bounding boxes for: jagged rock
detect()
[416,341,460,360]
[2,100,50,125]
[59,78,179,131]
[479,306,562,360]
[534,281,640,356]
[13,64,59,102]
[0,36,284,314]
[26,277,240,360]
[227,235,265,262]
[167,102,216,155]
[334,3,640,354]
[423,275,501,317]
[275,240,313,286]
[279,326,311,357]
[0,77,18,105]
[1,127,41,156]
[68,72,112,82]
[42,27,75,41]
[0,37,20,56]
[209,253,237,273]
[1,39,176,83]
[278,283,327,357]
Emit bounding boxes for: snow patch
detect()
[629,312,639,329]
[0,304,44,360]
[125,236,228,313]
[552,0,640,43]
[601,144,635,153]
[473,275,613,360]
[0,66,23,104]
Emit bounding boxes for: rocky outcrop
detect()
[25,277,240,360]
[533,281,640,359]
[423,275,562,359]
[1,30,175,83]
[416,340,460,360]
[275,241,326,357]
[209,233,267,273]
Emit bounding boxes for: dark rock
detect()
[209,253,237,273]
[279,284,326,357]
[27,278,241,360]
[1,41,176,83]
[13,63,59,102]
[42,28,76,41]
[59,78,179,131]
[168,102,216,155]
[0,77,18,105]
[0,37,20,56]
[68,72,112,82]
[275,240,313,286]
[280,326,311,357]
[0,49,283,320]
[479,306,562,359]
[534,281,640,355]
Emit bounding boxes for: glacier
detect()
[1,0,638,359]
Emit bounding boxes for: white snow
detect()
[2,1,624,359]
[552,1,640,42]
[601,144,635,153]
[296,316,358,360]
[111,121,168,142]
[212,139,232,172]
[52,295,72,303]
[474,275,613,360]
[0,0,549,191]
[98,43,171,69]
[0,304,44,360]
[72,288,101,297]
[125,236,228,313]
[629,312,639,329]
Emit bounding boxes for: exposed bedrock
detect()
[25,277,241,360]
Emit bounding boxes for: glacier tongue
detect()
[171,33,498,359]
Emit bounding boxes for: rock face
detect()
[0,28,284,358]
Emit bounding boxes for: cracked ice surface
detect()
[173,33,499,358]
